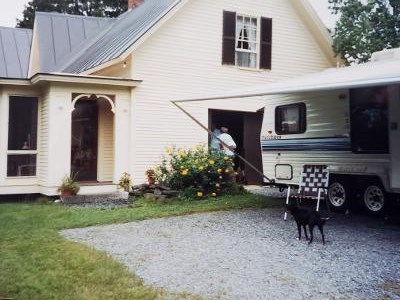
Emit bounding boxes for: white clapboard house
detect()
[0,0,335,195]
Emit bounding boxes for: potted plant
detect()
[118,172,132,192]
[57,172,80,196]
[145,169,156,185]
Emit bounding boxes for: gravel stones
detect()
[61,208,400,300]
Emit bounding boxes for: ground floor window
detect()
[7,96,38,177]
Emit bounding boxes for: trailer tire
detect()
[328,180,349,212]
[362,183,386,216]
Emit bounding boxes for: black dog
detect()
[286,201,327,244]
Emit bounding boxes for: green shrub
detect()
[155,145,240,199]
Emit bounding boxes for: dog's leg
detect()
[303,225,309,240]
[297,223,301,240]
[318,224,325,245]
[308,224,314,244]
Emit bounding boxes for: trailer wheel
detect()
[362,183,386,215]
[328,181,348,212]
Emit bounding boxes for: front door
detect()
[71,100,98,181]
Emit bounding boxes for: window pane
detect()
[235,15,258,68]
[275,103,306,135]
[236,52,256,68]
[8,97,38,150]
[7,154,36,177]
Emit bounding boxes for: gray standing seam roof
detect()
[62,0,183,73]
[35,12,115,73]
[0,27,32,78]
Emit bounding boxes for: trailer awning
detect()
[174,58,400,103]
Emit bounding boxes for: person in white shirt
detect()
[218,127,236,156]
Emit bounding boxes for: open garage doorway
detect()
[209,109,264,185]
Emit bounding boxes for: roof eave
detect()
[0,77,31,86]
[30,73,142,87]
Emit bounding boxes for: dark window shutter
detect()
[260,17,272,70]
[222,11,236,65]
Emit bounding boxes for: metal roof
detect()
[0,27,32,78]
[173,55,400,103]
[35,12,115,73]
[62,0,182,73]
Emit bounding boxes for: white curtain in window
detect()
[236,16,257,68]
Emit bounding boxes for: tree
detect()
[329,0,400,65]
[17,0,127,29]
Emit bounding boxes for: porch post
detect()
[113,92,131,183]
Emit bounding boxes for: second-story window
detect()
[222,11,272,70]
[236,15,258,68]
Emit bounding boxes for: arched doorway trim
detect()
[71,94,115,114]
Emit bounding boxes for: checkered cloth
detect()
[297,165,329,198]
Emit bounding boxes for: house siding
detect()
[38,89,50,186]
[97,99,114,182]
[123,0,334,182]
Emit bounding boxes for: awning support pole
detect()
[171,101,275,184]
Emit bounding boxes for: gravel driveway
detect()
[61,208,400,300]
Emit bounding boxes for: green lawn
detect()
[0,193,282,300]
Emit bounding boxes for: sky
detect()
[0,0,338,28]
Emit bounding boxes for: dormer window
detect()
[222,11,272,70]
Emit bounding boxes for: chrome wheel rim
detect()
[328,182,346,207]
[364,185,385,212]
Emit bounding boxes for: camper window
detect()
[275,103,306,135]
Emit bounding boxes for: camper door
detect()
[389,85,400,190]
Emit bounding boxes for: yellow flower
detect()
[234,172,238,175]
[178,150,186,157]
[225,169,230,173]
[231,163,235,167]
[195,159,199,164]
[196,144,202,151]
[165,147,173,154]
[181,169,188,176]
[209,160,215,165]
[217,169,222,174]
[180,166,185,169]
[215,183,220,188]
[224,156,229,161]
[211,192,217,197]
[198,166,204,171]
[219,176,223,179]
[197,191,203,197]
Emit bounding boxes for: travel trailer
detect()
[176,48,400,215]
[260,50,400,215]
[260,83,399,215]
